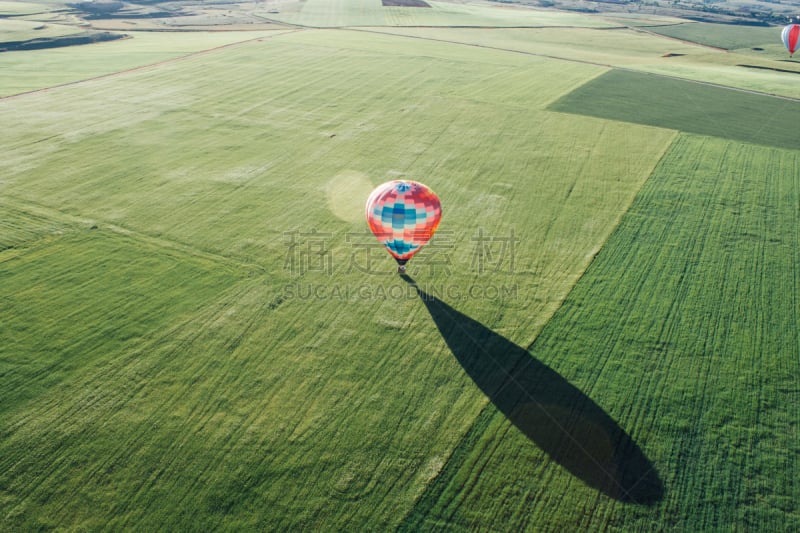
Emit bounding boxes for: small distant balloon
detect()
[782,24,799,56]
[365,180,442,273]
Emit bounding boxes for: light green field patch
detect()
[632,52,800,99]
[387,0,614,27]
[0,1,54,15]
[263,0,384,26]
[0,18,83,42]
[373,25,800,98]
[601,13,695,26]
[372,25,713,65]
[264,0,615,27]
[281,28,608,105]
[0,29,294,97]
[0,30,666,271]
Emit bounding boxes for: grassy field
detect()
[375,25,800,98]
[375,25,707,65]
[645,21,784,50]
[1,29,645,263]
[0,28,680,530]
[0,213,242,415]
[403,134,799,530]
[264,0,615,27]
[0,18,84,43]
[0,0,56,15]
[1,2,798,530]
[0,30,293,97]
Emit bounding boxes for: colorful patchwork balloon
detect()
[782,24,800,56]
[366,180,442,273]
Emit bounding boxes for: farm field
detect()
[373,25,800,98]
[549,69,800,150]
[0,0,57,15]
[1,0,798,530]
[0,19,83,42]
[263,0,617,28]
[644,21,783,50]
[403,135,800,531]
[0,29,294,96]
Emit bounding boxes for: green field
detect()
[402,135,800,530]
[645,21,783,50]
[0,0,56,15]
[374,25,800,98]
[264,0,615,28]
[1,0,798,530]
[0,18,84,42]
[0,30,295,97]
[550,69,800,150]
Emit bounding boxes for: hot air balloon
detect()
[365,180,442,273]
[782,24,800,56]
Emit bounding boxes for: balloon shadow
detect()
[402,275,663,504]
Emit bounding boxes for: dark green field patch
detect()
[644,22,778,50]
[0,31,126,52]
[549,69,800,150]
[403,134,800,530]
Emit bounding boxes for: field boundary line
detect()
[626,24,728,51]
[401,132,681,517]
[1,195,266,275]
[346,27,800,102]
[529,129,681,351]
[0,28,305,101]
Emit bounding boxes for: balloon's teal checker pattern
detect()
[366,180,442,263]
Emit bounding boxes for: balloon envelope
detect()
[365,180,442,264]
[782,24,800,55]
